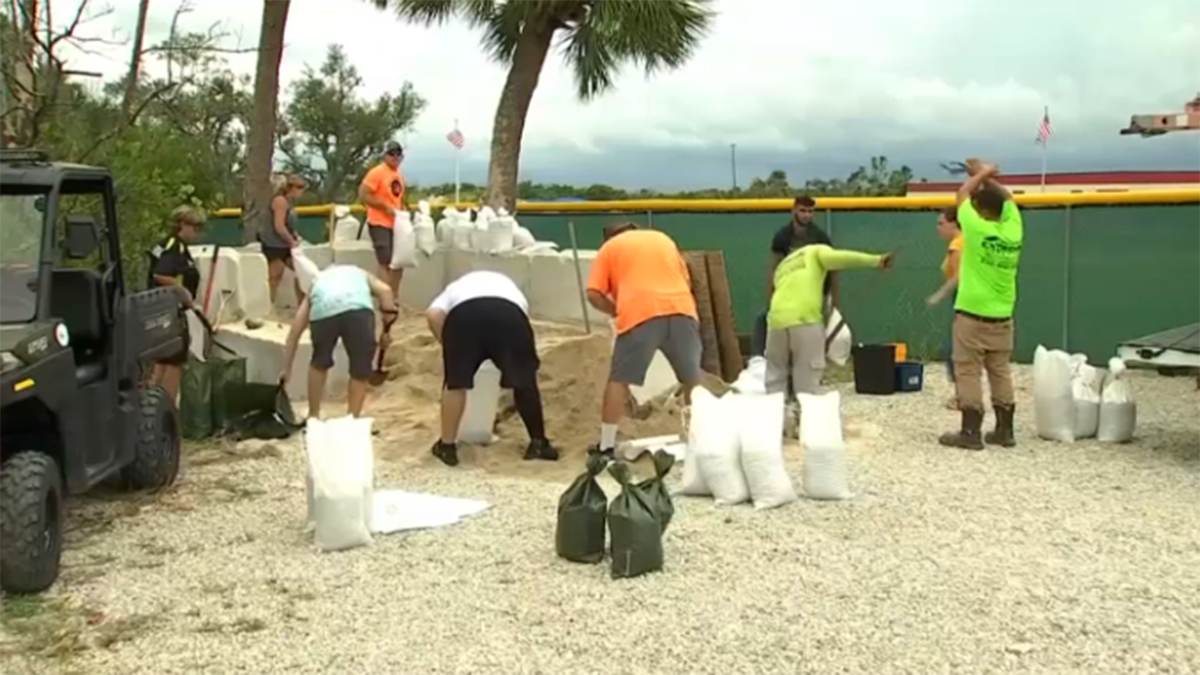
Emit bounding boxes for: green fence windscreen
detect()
[201,203,1200,363]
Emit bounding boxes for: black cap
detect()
[384,140,403,156]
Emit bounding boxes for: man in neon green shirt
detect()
[939,160,1023,450]
[766,244,892,395]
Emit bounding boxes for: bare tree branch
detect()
[78,82,177,160]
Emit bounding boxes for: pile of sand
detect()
[367,316,686,480]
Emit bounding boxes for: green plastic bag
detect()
[608,461,664,580]
[555,453,609,564]
[635,450,676,534]
[210,357,247,433]
[179,355,213,440]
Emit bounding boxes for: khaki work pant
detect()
[952,313,1015,411]
[765,323,826,397]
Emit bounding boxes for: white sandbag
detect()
[690,388,750,505]
[1098,357,1136,443]
[731,356,767,394]
[468,221,488,251]
[825,307,852,367]
[1071,361,1101,440]
[291,247,320,295]
[436,207,457,246]
[488,214,516,254]
[306,416,375,552]
[1033,345,1076,442]
[798,391,852,500]
[389,211,418,269]
[513,225,536,249]
[413,202,437,256]
[736,393,797,510]
[677,392,713,496]
[451,213,473,251]
[331,205,362,242]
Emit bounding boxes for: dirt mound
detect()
[368,317,684,481]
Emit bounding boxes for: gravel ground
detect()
[2,365,1198,675]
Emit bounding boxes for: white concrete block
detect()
[215,321,349,403]
[330,241,379,272]
[398,249,448,310]
[445,250,533,297]
[526,250,608,324]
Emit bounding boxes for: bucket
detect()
[852,344,896,395]
[458,360,502,444]
[894,361,924,392]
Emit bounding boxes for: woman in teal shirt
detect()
[279,265,398,419]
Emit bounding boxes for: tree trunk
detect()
[242,0,291,244]
[483,22,555,212]
[2,0,39,146]
[121,0,151,120]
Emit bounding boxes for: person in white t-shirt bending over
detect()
[425,271,558,466]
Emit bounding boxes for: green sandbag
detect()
[179,356,214,440]
[555,453,609,564]
[210,357,247,433]
[608,461,664,580]
[234,383,301,440]
[634,449,676,534]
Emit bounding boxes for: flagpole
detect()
[1039,105,1048,193]
[453,118,461,206]
[1039,142,1048,193]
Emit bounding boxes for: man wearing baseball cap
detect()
[358,140,407,299]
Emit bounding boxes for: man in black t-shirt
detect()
[753,195,838,356]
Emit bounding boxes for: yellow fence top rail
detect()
[213,188,1200,218]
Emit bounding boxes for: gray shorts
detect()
[310,309,377,380]
[764,323,826,397]
[610,314,702,386]
[367,224,392,267]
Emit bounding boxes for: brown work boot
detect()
[938,407,985,450]
[984,403,1017,448]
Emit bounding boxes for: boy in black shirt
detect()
[146,206,206,403]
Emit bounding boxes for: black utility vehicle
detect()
[1,149,187,593]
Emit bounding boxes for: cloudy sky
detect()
[64,0,1200,189]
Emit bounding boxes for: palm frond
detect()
[564,0,713,100]
[561,9,619,99]
[380,0,462,26]
[477,1,525,64]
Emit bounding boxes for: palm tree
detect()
[371,0,713,211]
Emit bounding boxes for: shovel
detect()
[367,313,399,386]
[192,307,237,359]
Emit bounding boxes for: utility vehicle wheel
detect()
[123,385,181,490]
[0,452,64,594]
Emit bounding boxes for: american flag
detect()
[1036,107,1052,145]
[446,128,464,150]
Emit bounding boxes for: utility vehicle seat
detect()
[49,269,107,385]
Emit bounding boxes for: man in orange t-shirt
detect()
[357,140,406,296]
[586,222,701,458]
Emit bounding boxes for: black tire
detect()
[0,452,64,594]
[123,385,181,490]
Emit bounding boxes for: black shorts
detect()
[310,309,377,380]
[367,224,392,267]
[259,237,292,263]
[442,298,539,391]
